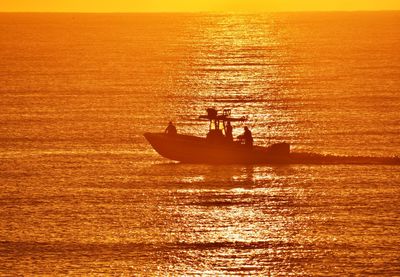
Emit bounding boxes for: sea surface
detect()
[0,12,399,275]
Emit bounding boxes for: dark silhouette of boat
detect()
[144,108,290,164]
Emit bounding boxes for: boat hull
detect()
[144,132,290,164]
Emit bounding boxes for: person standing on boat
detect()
[226,121,233,141]
[238,126,253,147]
[165,121,177,135]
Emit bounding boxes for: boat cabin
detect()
[199,108,247,142]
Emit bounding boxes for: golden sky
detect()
[1,0,400,12]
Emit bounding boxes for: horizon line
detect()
[0,9,399,14]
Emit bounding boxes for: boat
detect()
[144,108,290,164]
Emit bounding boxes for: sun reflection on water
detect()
[154,164,306,274]
[174,14,299,148]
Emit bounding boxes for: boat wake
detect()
[289,152,400,165]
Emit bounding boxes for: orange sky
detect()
[1,0,400,12]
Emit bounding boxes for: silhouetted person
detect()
[238,126,253,147]
[226,121,233,141]
[165,121,177,136]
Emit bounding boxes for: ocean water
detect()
[0,12,399,275]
